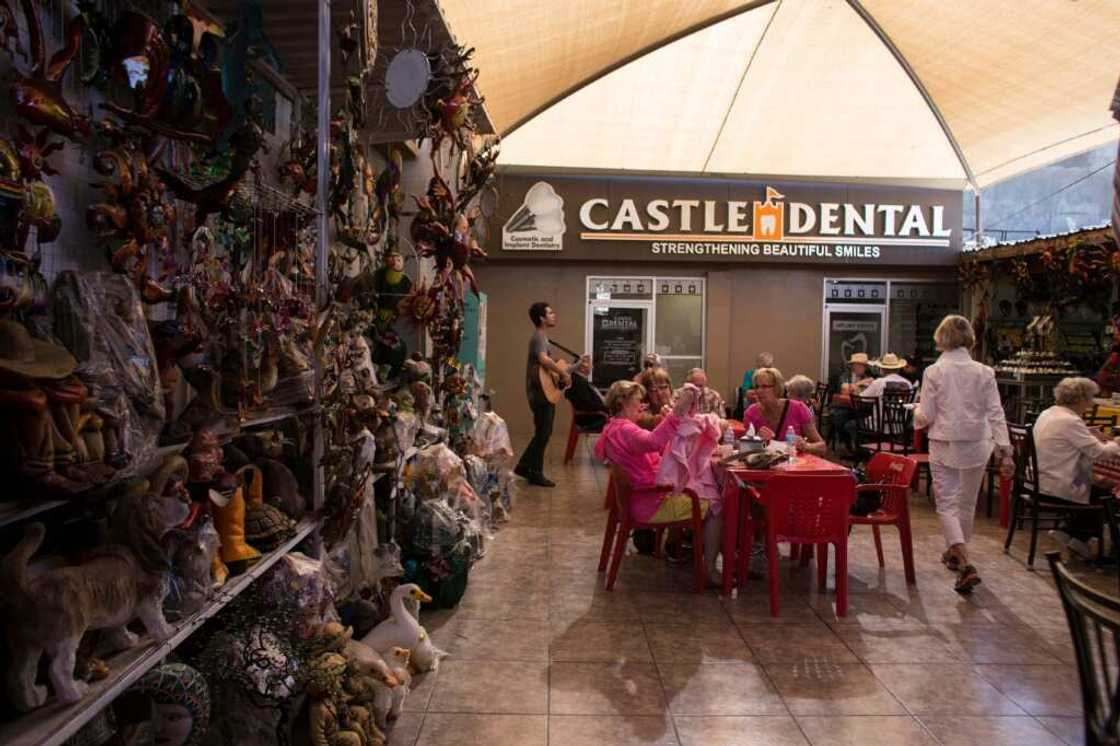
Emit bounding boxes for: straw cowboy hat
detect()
[847,352,870,365]
[0,319,76,379]
[873,353,908,370]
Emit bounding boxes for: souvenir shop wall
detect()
[0,1,507,745]
[960,225,1120,422]
[478,168,963,441]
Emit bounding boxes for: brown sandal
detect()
[941,551,961,572]
[954,565,981,594]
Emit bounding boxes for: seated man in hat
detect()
[861,353,914,399]
[830,352,875,452]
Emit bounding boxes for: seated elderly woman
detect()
[1033,376,1120,559]
[743,367,827,456]
[594,380,724,583]
[785,374,817,412]
[636,366,675,430]
[683,367,726,416]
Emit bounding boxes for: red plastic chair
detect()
[743,474,855,616]
[564,407,606,464]
[601,465,707,593]
[849,453,918,584]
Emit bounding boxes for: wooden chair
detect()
[849,453,919,583]
[1047,551,1120,745]
[1004,423,1107,569]
[563,405,607,464]
[601,465,708,593]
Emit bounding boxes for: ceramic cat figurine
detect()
[0,463,189,711]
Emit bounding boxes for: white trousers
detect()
[931,462,987,547]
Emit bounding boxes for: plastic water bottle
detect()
[785,426,798,463]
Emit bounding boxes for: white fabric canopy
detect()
[440,0,1120,187]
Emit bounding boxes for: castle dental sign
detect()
[577,187,953,260]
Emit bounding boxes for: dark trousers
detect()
[517,392,555,476]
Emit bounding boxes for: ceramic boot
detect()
[211,485,261,573]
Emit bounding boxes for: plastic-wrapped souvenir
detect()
[164,518,221,619]
[263,552,338,637]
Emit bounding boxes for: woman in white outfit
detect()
[914,315,1013,593]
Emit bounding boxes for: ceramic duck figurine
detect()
[360,584,441,672]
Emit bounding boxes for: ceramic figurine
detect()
[0,318,89,494]
[121,663,211,746]
[361,584,442,673]
[0,460,190,711]
[371,248,411,325]
[239,464,295,551]
[256,457,306,520]
[308,652,369,746]
[211,467,262,574]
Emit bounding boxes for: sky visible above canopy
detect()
[440,0,1120,188]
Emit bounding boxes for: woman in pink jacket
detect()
[915,315,1013,593]
[595,380,724,584]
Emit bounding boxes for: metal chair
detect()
[1047,551,1120,745]
[1004,423,1107,569]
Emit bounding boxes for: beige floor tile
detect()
[796,715,938,745]
[427,660,548,714]
[431,616,550,661]
[766,662,906,715]
[740,623,859,665]
[836,626,965,664]
[550,588,644,627]
[645,621,753,664]
[453,582,550,620]
[633,592,733,625]
[810,593,915,626]
[722,592,823,625]
[974,664,1083,717]
[674,715,808,746]
[917,715,1065,745]
[551,620,654,663]
[549,715,680,746]
[1036,716,1086,746]
[416,713,547,746]
[383,712,424,746]
[869,664,1026,716]
[550,661,667,715]
[406,668,437,712]
[947,625,1063,664]
[659,662,786,716]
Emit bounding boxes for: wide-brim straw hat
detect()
[874,353,908,370]
[847,352,870,365]
[0,319,76,379]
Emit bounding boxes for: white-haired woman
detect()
[1033,377,1120,558]
[915,315,1012,593]
[785,374,817,412]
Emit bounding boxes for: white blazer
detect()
[915,348,1010,459]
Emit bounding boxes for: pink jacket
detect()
[595,414,680,521]
[656,413,722,508]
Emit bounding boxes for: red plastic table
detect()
[715,452,851,596]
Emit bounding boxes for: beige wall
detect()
[474,261,955,453]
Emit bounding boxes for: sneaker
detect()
[941,551,961,572]
[1067,538,1095,560]
[954,565,982,594]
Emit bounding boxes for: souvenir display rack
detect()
[0,0,506,744]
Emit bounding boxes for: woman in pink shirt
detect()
[595,381,725,583]
[743,368,827,455]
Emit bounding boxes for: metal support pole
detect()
[312,0,331,520]
[974,190,983,249]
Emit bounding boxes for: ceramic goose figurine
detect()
[361,584,441,671]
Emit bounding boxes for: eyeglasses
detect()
[755,383,776,389]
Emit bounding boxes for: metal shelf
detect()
[0,517,318,746]
[0,444,190,530]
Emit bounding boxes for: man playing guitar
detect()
[515,302,571,487]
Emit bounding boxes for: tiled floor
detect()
[384,446,1114,746]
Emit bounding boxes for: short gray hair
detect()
[786,374,815,402]
[757,352,774,367]
[933,314,975,351]
[605,380,645,416]
[1054,377,1099,407]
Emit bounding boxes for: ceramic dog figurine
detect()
[0,462,190,711]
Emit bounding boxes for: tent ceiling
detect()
[439,0,1120,187]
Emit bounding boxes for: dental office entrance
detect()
[476,168,964,442]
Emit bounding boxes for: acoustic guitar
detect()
[539,341,583,405]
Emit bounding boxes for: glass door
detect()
[821,304,887,383]
[587,302,653,387]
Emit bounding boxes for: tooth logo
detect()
[503,182,566,251]
[753,187,784,240]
